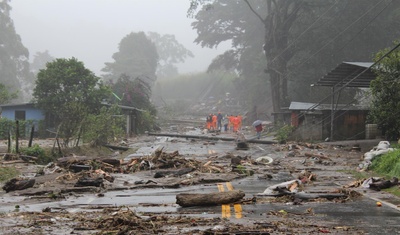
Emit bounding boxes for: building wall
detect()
[2,107,45,120]
[291,112,323,141]
[289,110,367,141]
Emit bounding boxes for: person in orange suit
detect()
[228,115,235,132]
[212,114,217,130]
[232,115,240,132]
[206,114,212,130]
[237,115,243,131]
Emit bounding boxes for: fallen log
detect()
[154,167,195,178]
[369,177,398,191]
[69,164,92,172]
[101,158,121,167]
[2,178,35,193]
[74,177,104,187]
[294,192,347,200]
[176,190,245,207]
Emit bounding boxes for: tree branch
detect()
[243,0,266,24]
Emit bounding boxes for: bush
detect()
[0,119,42,139]
[0,167,19,182]
[276,124,295,144]
[20,144,55,164]
[82,106,125,146]
[370,149,400,178]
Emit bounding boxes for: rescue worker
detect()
[217,112,223,130]
[212,113,217,130]
[206,114,212,130]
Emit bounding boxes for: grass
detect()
[370,149,400,178]
[366,148,400,196]
[383,187,400,197]
[0,166,20,182]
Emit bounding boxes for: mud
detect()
[0,129,399,234]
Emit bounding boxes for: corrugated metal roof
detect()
[289,101,368,111]
[316,62,376,88]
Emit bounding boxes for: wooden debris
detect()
[2,178,35,192]
[369,177,399,191]
[176,190,245,207]
[74,177,104,187]
[101,158,121,167]
[154,167,195,178]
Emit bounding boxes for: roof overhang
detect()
[315,62,376,88]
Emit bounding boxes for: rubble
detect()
[0,135,398,234]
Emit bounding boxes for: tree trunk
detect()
[176,190,245,207]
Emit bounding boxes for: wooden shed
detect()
[289,101,369,141]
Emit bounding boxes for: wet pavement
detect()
[1,127,400,234]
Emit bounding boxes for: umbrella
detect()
[252,120,262,127]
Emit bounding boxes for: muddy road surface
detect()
[0,128,399,234]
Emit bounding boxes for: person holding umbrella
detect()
[252,120,263,139]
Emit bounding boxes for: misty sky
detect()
[10,0,229,76]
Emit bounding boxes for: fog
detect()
[10,0,229,76]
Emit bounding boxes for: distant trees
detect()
[188,0,400,114]
[33,58,111,146]
[0,83,18,104]
[0,0,33,102]
[369,42,400,140]
[147,32,194,79]
[30,50,55,75]
[102,32,159,85]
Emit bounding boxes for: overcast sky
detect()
[10,0,229,76]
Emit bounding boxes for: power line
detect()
[261,0,392,114]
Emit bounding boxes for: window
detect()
[15,110,26,120]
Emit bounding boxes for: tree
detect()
[0,82,17,104]
[189,0,400,114]
[33,58,111,146]
[0,0,33,102]
[147,32,194,79]
[102,32,159,85]
[369,43,400,140]
[30,50,55,75]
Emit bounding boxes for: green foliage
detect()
[33,57,111,146]
[369,42,400,140]
[20,144,54,164]
[370,149,400,178]
[82,106,125,146]
[276,124,295,144]
[0,83,18,104]
[136,110,156,134]
[0,119,41,139]
[0,166,19,182]
[110,74,157,134]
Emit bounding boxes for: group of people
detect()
[205,113,243,132]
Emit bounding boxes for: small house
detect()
[289,101,369,141]
[0,103,45,137]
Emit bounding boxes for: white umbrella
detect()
[252,120,262,127]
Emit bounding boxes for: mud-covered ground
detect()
[0,131,399,234]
